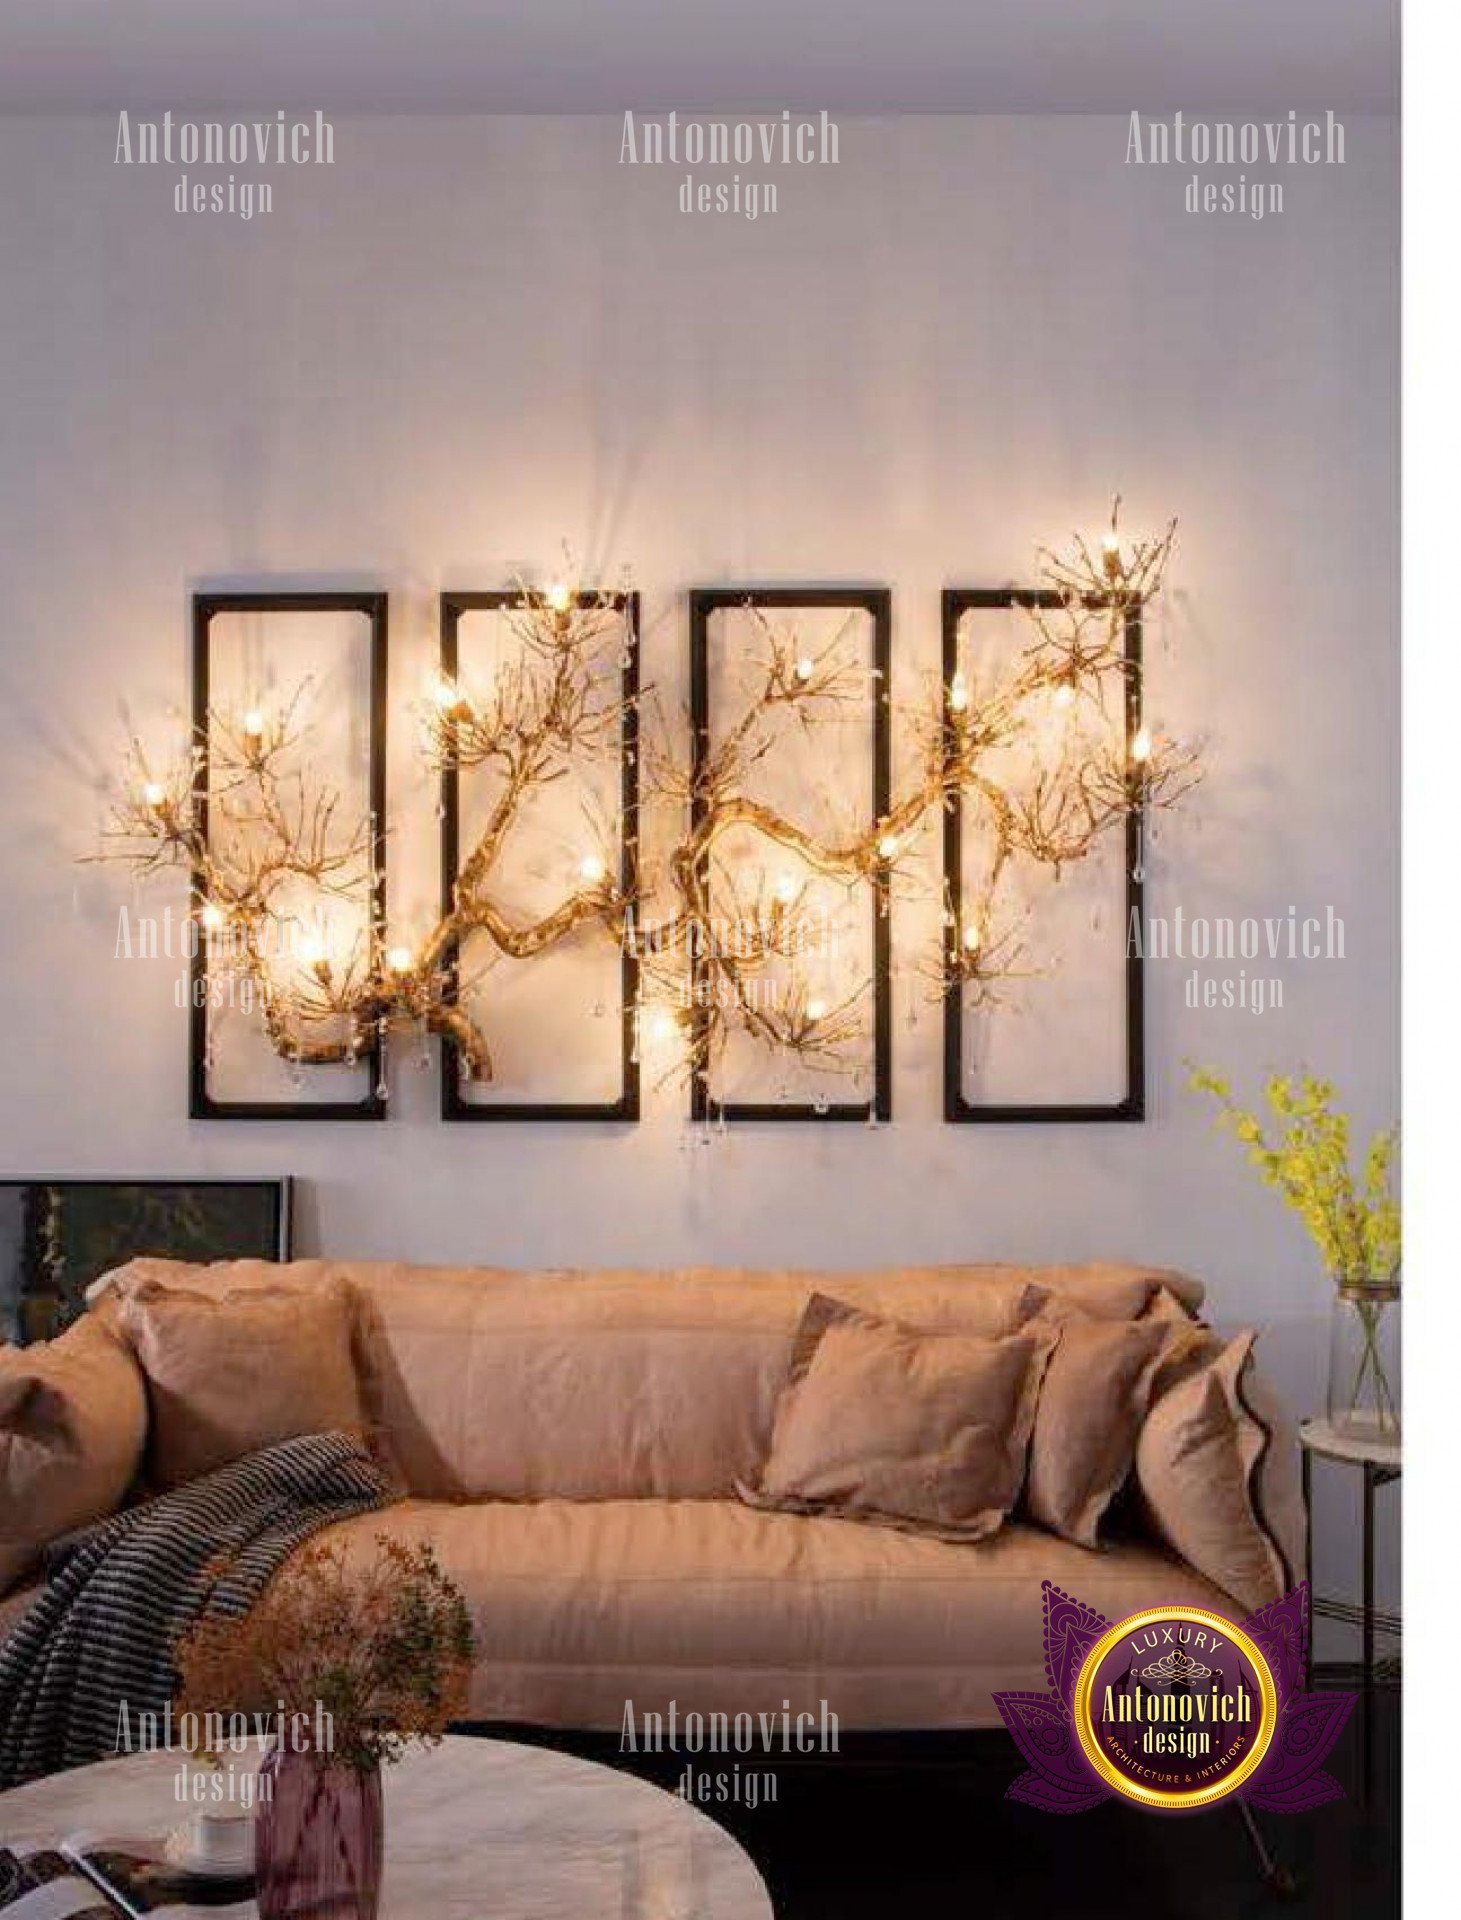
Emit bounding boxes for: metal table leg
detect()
[1302,1445,1313,1690]
[1301,1431,1399,1813]
[1235,1797,1298,1901]
[1361,1460,1376,1808]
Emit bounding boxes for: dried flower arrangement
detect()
[172,1537,474,1774]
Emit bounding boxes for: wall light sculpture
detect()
[90,505,1198,1125]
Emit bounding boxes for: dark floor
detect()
[510,1681,1400,1920]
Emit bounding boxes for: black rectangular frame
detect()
[0,1175,293,1343]
[438,590,641,1122]
[941,587,1144,1123]
[689,587,892,1124]
[190,592,389,1121]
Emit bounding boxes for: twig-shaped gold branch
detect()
[939,500,1199,1008]
[92,580,636,1089]
[1036,495,1178,613]
[635,507,1199,1094]
[90,505,1201,1105]
[634,603,904,1091]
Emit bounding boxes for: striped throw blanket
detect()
[0,1432,394,1790]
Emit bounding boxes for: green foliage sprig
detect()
[173,1536,475,1774]
[1186,1066,1400,1285]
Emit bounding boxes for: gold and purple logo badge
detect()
[995,1582,1353,1815]
[1071,1605,1277,1809]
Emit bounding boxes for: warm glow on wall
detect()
[90,504,1199,1121]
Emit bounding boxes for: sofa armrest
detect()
[0,1313,148,1596]
[1237,1352,1305,1593]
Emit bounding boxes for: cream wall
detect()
[0,114,1399,1626]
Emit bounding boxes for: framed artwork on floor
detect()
[0,1176,293,1344]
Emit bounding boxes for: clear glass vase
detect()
[1326,1278,1401,1444]
[254,1746,383,1920]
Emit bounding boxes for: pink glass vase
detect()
[254,1746,383,1920]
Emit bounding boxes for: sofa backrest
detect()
[92,1257,1202,1502]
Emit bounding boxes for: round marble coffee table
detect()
[0,1734,774,1919]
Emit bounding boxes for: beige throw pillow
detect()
[1134,1330,1288,1612]
[1024,1317,1210,1548]
[1,1315,148,1593]
[738,1292,1057,1542]
[118,1278,369,1489]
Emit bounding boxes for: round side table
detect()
[1299,1417,1400,1806]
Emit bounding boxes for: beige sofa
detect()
[3,1259,1301,1732]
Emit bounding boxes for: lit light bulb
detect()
[1053,681,1076,710]
[806,997,828,1023]
[142,781,167,809]
[962,924,981,954]
[386,945,413,974]
[242,707,266,738]
[794,657,815,684]
[545,581,572,613]
[199,901,226,932]
[1131,726,1153,764]
[877,832,900,861]
[774,872,798,905]
[948,672,970,714]
[1101,532,1123,580]
[430,674,460,712]
[579,853,607,885]
[646,1008,677,1043]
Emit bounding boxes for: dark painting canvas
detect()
[0,1179,291,1344]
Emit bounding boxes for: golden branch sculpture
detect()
[942,502,1199,1007]
[633,502,1200,1093]
[91,504,1200,1107]
[630,604,888,1091]
[93,584,634,1091]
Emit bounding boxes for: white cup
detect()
[188,1807,254,1872]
